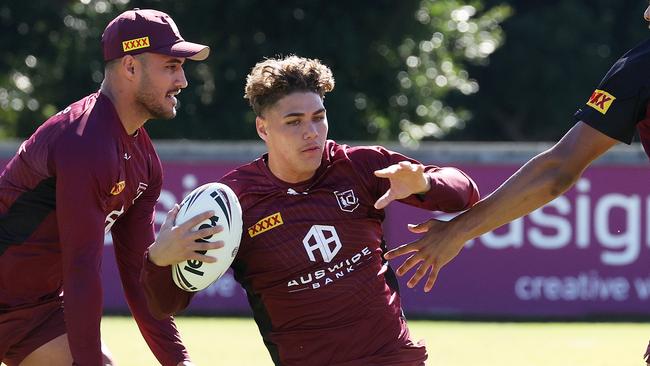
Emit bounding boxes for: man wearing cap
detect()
[0,9,213,366]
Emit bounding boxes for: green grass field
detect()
[100,316,650,365]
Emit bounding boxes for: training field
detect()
[101,316,648,365]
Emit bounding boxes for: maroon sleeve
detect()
[54,140,106,365]
[403,166,480,212]
[111,161,190,366]
[349,145,479,212]
[140,251,194,319]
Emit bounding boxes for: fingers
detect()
[184,241,225,264]
[406,261,432,288]
[189,240,224,252]
[187,252,218,263]
[423,268,439,293]
[178,210,215,231]
[384,242,419,260]
[160,204,180,230]
[374,190,394,209]
[192,225,224,241]
[407,221,433,233]
[395,253,423,276]
[374,165,399,178]
[375,161,421,176]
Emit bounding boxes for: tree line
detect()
[0,0,647,143]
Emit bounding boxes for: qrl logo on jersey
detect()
[334,189,359,212]
[586,89,615,115]
[303,225,342,263]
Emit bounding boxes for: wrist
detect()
[415,173,431,198]
[147,244,167,267]
[448,212,474,244]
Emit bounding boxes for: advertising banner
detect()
[97,162,650,318]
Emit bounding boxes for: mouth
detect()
[166,90,180,105]
[301,145,322,153]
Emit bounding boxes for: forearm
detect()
[115,238,190,365]
[452,150,581,241]
[400,167,480,212]
[64,267,103,365]
[124,276,190,365]
[141,250,193,318]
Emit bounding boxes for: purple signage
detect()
[100,162,650,318]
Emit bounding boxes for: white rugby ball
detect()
[172,182,243,292]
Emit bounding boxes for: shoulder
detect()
[21,94,109,168]
[219,159,266,196]
[326,140,391,163]
[596,39,650,96]
[52,95,122,172]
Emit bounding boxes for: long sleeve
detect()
[347,144,480,213]
[140,251,194,319]
[401,166,480,212]
[55,142,106,365]
[111,169,190,366]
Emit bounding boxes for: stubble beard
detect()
[135,71,176,120]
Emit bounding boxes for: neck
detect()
[266,154,315,183]
[100,79,148,135]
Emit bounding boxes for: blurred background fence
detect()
[4,140,647,320]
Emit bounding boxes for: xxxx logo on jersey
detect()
[248,212,283,238]
[586,89,615,115]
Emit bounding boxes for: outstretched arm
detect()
[385,121,618,291]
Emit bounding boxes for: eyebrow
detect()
[283,108,326,118]
[165,58,184,65]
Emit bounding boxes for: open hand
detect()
[374,161,430,209]
[384,218,467,292]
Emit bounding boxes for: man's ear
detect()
[256,116,268,142]
[121,55,137,80]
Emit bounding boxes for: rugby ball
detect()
[171,182,243,292]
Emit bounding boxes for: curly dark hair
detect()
[244,55,335,116]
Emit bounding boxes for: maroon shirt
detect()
[0,92,187,365]
[142,140,479,366]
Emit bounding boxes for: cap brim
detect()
[157,41,210,61]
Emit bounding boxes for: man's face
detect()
[646,5,650,24]
[134,53,188,120]
[257,91,328,183]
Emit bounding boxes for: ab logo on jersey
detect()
[303,225,342,263]
[248,212,283,238]
[334,189,359,212]
[586,89,615,115]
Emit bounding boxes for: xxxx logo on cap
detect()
[122,36,150,52]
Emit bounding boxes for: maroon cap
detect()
[101,9,209,62]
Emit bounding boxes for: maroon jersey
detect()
[0,92,187,365]
[142,140,479,365]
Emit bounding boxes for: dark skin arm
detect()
[384,121,618,292]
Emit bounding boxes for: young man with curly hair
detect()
[144,55,480,366]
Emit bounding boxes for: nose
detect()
[177,67,188,89]
[303,121,319,140]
